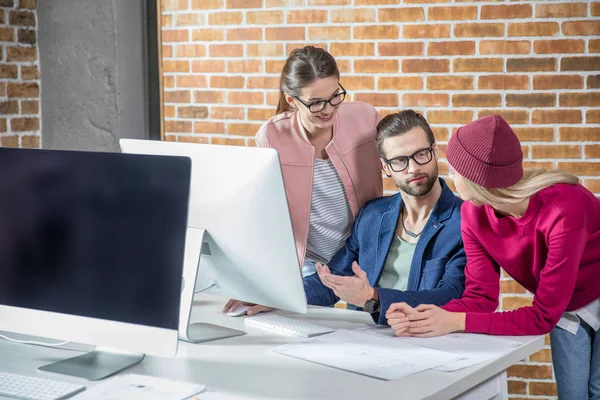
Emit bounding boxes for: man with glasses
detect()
[304,110,467,326]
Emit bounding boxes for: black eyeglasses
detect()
[384,146,434,172]
[293,84,346,113]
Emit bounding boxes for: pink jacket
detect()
[255,102,383,266]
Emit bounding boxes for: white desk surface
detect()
[0,294,544,400]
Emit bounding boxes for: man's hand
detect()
[316,261,374,307]
[385,302,418,337]
[222,299,274,316]
[404,304,465,338]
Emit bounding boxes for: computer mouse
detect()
[226,305,252,317]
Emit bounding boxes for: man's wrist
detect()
[364,287,376,307]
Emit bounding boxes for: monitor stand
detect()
[178,227,245,343]
[38,348,144,381]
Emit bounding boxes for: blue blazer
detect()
[304,179,466,325]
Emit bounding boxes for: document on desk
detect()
[354,325,522,372]
[272,329,460,380]
[74,374,205,400]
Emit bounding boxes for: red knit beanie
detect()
[446,114,523,189]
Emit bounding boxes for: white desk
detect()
[0,294,544,400]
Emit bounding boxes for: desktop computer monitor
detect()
[0,147,191,380]
[119,139,307,343]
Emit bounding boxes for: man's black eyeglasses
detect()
[293,84,347,113]
[383,146,434,173]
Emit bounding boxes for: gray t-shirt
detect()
[378,234,417,291]
[302,158,353,277]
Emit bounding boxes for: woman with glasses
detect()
[223,46,382,316]
[386,114,600,400]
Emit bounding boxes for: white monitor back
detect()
[120,139,307,314]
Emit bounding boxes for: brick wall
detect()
[0,0,39,149]
[159,1,600,398]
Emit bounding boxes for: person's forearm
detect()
[455,312,466,332]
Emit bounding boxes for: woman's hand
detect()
[405,304,465,337]
[222,299,274,316]
[385,302,417,337]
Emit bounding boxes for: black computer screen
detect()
[0,148,190,330]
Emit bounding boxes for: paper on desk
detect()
[354,325,522,371]
[74,373,205,400]
[272,329,460,380]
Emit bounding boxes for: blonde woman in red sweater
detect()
[387,114,600,400]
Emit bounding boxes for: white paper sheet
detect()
[354,325,522,371]
[272,329,460,380]
[74,374,205,400]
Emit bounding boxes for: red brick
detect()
[593,2,600,16]
[227,123,262,136]
[211,137,246,146]
[175,14,205,26]
[508,22,559,37]
[165,121,192,133]
[354,93,398,107]
[355,59,398,73]
[175,44,206,58]
[192,60,225,73]
[266,27,306,41]
[428,6,476,20]
[560,93,600,107]
[532,145,580,159]
[588,75,600,89]
[455,23,504,37]
[403,24,450,39]
[194,91,225,104]
[226,0,262,8]
[171,135,210,144]
[502,296,533,310]
[247,43,283,57]
[428,41,475,56]
[479,75,529,90]
[209,76,244,89]
[19,0,36,9]
[402,94,449,107]
[248,108,275,121]
[454,58,503,72]
[164,90,191,103]
[10,117,39,132]
[453,94,501,108]
[529,348,553,362]
[558,162,600,176]
[191,0,224,9]
[176,76,208,88]
[427,76,473,91]
[507,380,527,395]
[287,10,327,24]
[211,106,244,120]
[330,42,375,57]
[6,46,37,62]
[162,45,173,58]
[585,144,600,159]
[500,279,527,294]
[285,43,328,55]
[533,110,582,124]
[403,59,449,73]
[588,111,600,124]
[227,60,262,74]
[536,3,588,18]
[481,4,531,19]
[162,0,188,11]
[208,12,243,25]
[533,75,583,90]
[9,10,35,27]
[479,40,530,55]
[507,58,557,72]
[266,91,280,106]
[307,0,349,4]
[560,127,600,141]
[178,106,209,119]
[563,21,600,36]
[266,60,286,74]
[478,110,529,125]
[246,11,283,24]
[164,106,175,118]
[378,42,423,57]
[355,0,397,4]
[354,25,399,40]
[507,365,553,380]
[507,93,556,108]
[378,7,425,22]
[0,135,18,146]
[226,28,262,41]
[378,76,423,91]
[427,111,473,124]
[343,75,376,90]
[0,26,14,42]
[7,82,39,98]
[513,128,554,142]
[331,9,376,23]
[0,64,18,79]
[0,101,18,115]
[21,135,40,149]
[162,30,189,43]
[307,26,349,40]
[561,57,600,71]
[228,91,264,105]
[209,44,243,57]
[247,76,279,89]
[265,0,304,6]
[534,39,585,54]
[194,122,225,134]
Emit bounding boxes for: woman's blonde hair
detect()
[460,169,579,206]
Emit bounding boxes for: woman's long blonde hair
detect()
[460,169,579,206]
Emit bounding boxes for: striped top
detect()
[303,158,353,277]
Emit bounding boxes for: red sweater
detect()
[443,183,600,335]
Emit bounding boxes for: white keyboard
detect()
[0,371,85,400]
[244,314,335,338]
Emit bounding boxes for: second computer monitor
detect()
[119,139,307,316]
